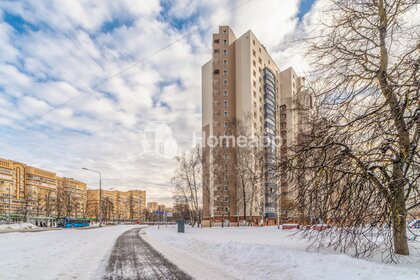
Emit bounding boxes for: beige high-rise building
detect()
[202,26,311,225]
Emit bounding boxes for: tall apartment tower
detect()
[202,26,310,226]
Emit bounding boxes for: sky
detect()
[0,0,318,205]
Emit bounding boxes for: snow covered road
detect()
[103,227,192,280]
[0,225,142,280]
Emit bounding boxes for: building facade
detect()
[86,189,146,222]
[57,177,87,218]
[128,190,146,220]
[0,158,59,218]
[202,26,311,225]
[0,158,27,216]
[147,202,158,212]
[1,157,147,223]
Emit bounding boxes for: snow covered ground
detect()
[146,225,420,280]
[0,225,143,280]
[0,222,40,233]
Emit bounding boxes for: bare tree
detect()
[210,133,238,226]
[44,189,56,217]
[235,114,265,225]
[286,0,419,261]
[172,145,202,226]
[55,186,65,218]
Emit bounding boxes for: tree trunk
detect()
[242,184,247,226]
[392,185,409,255]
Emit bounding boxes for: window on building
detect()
[224,111,228,117]
[253,39,255,45]
[223,80,228,86]
[224,185,228,191]
[253,50,256,56]
[223,59,228,65]
[259,47,261,53]
[223,49,228,55]
[214,39,219,44]
[224,100,228,107]
[223,70,228,75]
[223,39,228,45]
[253,60,256,67]
[223,90,228,96]
[224,121,228,128]
[223,29,227,34]
[253,70,256,77]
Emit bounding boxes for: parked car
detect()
[408,219,420,229]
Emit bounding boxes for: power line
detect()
[29,0,255,123]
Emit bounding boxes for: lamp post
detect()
[82,168,102,227]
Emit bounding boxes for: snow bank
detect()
[146,225,420,280]
[0,225,143,280]
[0,222,40,232]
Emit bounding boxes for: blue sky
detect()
[0,0,318,205]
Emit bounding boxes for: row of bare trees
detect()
[282,0,419,262]
[213,115,266,225]
[173,0,418,262]
[174,115,268,227]
[172,146,202,226]
[18,189,85,219]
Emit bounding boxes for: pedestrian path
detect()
[103,227,193,280]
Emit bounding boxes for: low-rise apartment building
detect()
[1,157,147,223]
[147,202,158,212]
[86,189,146,222]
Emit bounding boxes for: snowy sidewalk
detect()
[0,222,62,234]
[0,225,142,280]
[146,225,420,280]
[103,227,192,279]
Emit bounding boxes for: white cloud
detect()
[0,0,317,205]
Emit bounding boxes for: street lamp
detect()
[82,167,102,227]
